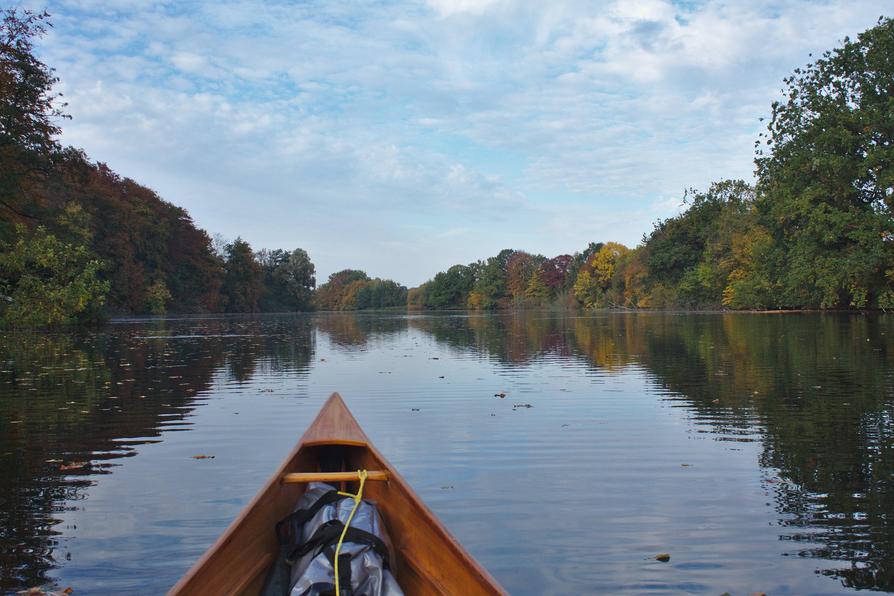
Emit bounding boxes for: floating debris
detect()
[59,462,88,472]
[655,553,670,562]
[512,403,533,409]
[192,454,215,460]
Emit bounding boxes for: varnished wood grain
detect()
[168,393,506,596]
[282,470,389,483]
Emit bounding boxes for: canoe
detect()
[168,392,506,595]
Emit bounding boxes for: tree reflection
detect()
[330,311,894,590]
[2,312,893,591]
[0,316,316,591]
[415,312,894,591]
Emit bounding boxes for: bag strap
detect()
[275,489,343,545]
[287,519,392,570]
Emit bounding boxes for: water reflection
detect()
[1,312,893,592]
[406,313,894,589]
[0,317,316,592]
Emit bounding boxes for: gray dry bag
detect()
[266,482,404,596]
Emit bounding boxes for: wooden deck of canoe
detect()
[168,393,505,595]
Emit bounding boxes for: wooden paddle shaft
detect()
[281,471,388,483]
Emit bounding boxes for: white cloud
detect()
[33,0,894,285]
[426,0,504,18]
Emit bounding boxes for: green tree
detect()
[425,264,475,308]
[755,17,894,308]
[222,237,262,312]
[0,225,108,326]
[258,248,316,311]
[469,248,514,309]
[354,278,407,309]
[144,279,171,315]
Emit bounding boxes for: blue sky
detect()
[30,0,894,286]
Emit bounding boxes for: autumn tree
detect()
[506,251,543,301]
[315,269,369,310]
[525,269,550,303]
[407,283,428,309]
[540,254,573,290]
[0,8,67,230]
[573,242,629,308]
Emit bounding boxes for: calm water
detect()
[1,312,893,595]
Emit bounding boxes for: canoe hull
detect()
[168,393,505,595]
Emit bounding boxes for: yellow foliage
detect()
[590,242,630,285]
[467,291,485,310]
[573,242,630,308]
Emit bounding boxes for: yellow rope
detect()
[334,469,368,596]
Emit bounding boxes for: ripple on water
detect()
[1,312,894,594]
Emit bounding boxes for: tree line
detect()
[1,9,892,325]
[410,17,894,311]
[0,9,410,326]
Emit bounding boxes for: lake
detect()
[1,312,892,595]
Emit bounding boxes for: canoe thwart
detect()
[281,471,389,483]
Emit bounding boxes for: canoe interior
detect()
[169,396,504,595]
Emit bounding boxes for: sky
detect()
[27,0,894,286]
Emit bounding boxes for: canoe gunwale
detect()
[167,392,506,595]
